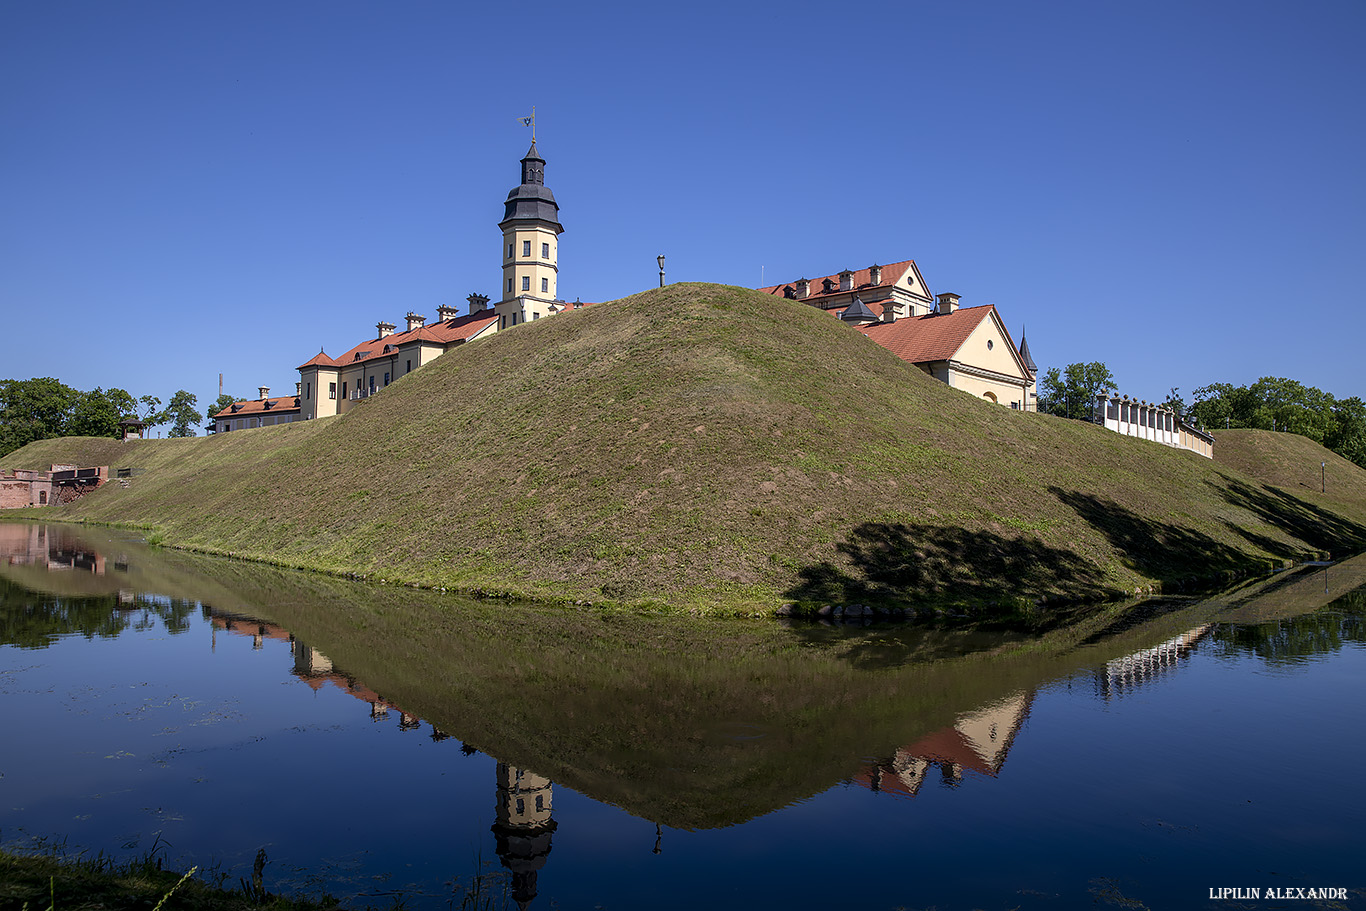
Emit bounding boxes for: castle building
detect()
[215,141,586,427]
[761,265,1038,411]
[222,139,1042,428]
[212,386,302,433]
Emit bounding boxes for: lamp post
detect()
[657,254,665,288]
[1322,461,1326,494]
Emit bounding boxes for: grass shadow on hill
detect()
[1050,487,1270,586]
[1211,475,1366,559]
[785,522,1116,612]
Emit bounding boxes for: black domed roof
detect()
[500,142,563,232]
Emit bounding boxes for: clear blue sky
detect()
[3,1,1363,424]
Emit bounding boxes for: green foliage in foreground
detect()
[0,848,340,911]
[5,285,1366,612]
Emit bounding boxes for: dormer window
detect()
[821,278,836,293]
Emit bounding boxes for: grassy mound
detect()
[6,284,1366,611]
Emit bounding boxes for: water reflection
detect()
[856,691,1033,797]
[1096,625,1211,700]
[2,522,1364,909]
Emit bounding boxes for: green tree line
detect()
[0,377,204,458]
[1040,364,1365,470]
[1189,377,1366,468]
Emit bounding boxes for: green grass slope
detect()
[7,283,1366,611]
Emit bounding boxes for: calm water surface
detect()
[1,522,1363,910]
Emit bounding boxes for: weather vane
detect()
[518,106,536,142]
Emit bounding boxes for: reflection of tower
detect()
[491,763,557,910]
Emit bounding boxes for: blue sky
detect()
[3,1,1363,425]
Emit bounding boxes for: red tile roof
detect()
[858,304,995,364]
[298,309,501,370]
[213,396,301,419]
[758,260,919,300]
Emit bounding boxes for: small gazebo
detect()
[117,418,147,441]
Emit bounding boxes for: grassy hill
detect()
[5,283,1366,613]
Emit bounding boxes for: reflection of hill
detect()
[4,524,1363,831]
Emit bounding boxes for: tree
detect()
[67,387,138,438]
[1251,376,1333,442]
[1325,397,1366,469]
[163,390,200,438]
[204,393,239,431]
[1161,387,1186,420]
[0,377,81,457]
[1039,362,1117,421]
[138,395,165,428]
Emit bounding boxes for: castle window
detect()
[523,240,531,257]
[384,372,390,386]
[541,277,548,293]
[987,339,994,350]
[507,243,513,259]
[305,382,311,399]
[507,278,513,293]
[533,312,540,320]
[342,382,348,400]
[522,276,530,291]
[406,360,411,373]
[39,491,47,505]
[328,382,336,400]
[541,242,549,259]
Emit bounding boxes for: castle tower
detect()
[497,141,563,330]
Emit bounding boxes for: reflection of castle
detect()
[207,608,559,907]
[1095,625,1211,700]
[0,523,123,574]
[492,763,558,911]
[855,692,1033,797]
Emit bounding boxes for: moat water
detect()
[1,522,1363,910]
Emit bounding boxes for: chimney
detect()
[869,264,882,286]
[935,292,960,314]
[377,320,396,339]
[437,303,460,322]
[258,386,270,401]
[467,292,490,314]
[405,311,427,332]
[839,269,854,292]
[295,381,302,396]
[881,300,899,323]
[795,278,809,299]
